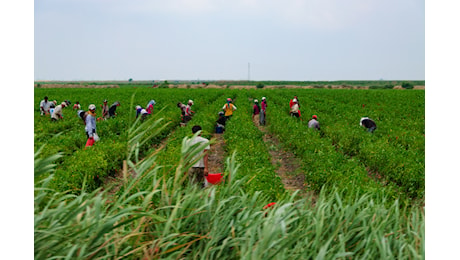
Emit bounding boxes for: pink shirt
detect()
[261,101,267,112]
[146,104,154,114]
[253,104,260,115]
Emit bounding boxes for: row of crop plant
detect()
[223,89,286,200]
[141,89,286,200]
[246,89,396,201]
[35,105,425,259]
[248,88,424,201]
[34,88,223,193]
[297,89,424,200]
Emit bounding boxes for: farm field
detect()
[34,87,425,259]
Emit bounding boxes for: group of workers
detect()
[39,93,378,189]
[39,96,121,147]
[135,100,156,121]
[288,95,376,133]
[252,97,267,126]
[177,100,195,126]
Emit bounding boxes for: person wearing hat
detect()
[289,96,300,109]
[184,100,194,124]
[140,108,149,121]
[260,97,267,125]
[135,105,143,118]
[216,111,227,134]
[308,115,320,130]
[146,100,156,114]
[85,104,98,147]
[252,99,261,126]
[108,101,120,118]
[51,102,67,121]
[290,99,301,118]
[40,96,51,116]
[101,100,109,119]
[222,98,237,120]
[360,117,377,133]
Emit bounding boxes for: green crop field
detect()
[34,87,425,259]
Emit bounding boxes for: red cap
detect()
[312,115,317,119]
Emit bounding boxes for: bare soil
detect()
[208,134,226,174]
[253,118,311,197]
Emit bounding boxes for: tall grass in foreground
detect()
[35,117,424,259]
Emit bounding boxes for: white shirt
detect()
[189,136,210,168]
[51,105,63,120]
[290,103,299,113]
[40,100,51,112]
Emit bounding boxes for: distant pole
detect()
[248,62,250,81]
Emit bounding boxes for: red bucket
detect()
[206,173,223,185]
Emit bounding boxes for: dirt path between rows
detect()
[254,118,309,197]
[208,133,226,174]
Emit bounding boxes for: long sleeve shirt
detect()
[85,114,96,137]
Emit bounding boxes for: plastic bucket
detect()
[206,173,223,185]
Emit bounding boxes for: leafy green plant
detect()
[35,118,425,259]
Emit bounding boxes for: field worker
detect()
[252,99,260,126]
[51,102,67,121]
[260,97,267,125]
[184,100,194,124]
[216,111,227,133]
[222,98,237,120]
[101,100,109,119]
[177,102,187,124]
[85,104,98,147]
[146,100,156,114]
[40,96,51,116]
[308,115,320,130]
[188,125,210,187]
[77,109,88,124]
[290,99,301,118]
[73,101,81,110]
[289,96,300,109]
[49,101,57,118]
[135,105,143,118]
[108,101,120,118]
[140,108,149,121]
[360,117,377,133]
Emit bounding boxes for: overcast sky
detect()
[34,0,425,81]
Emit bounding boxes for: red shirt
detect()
[253,104,260,115]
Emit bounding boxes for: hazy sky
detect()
[34,0,425,81]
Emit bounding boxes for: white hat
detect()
[136,105,141,110]
[254,99,258,103]
[140,109,148,115]
[262,97,266,100]
[188,100,194,105]
[293,98,298,102]
[89,104,96,110]
[360,117,369,126]
[61,102,67,107]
